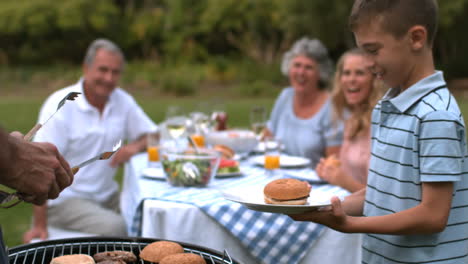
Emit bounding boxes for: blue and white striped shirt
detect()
[363,71,468,264]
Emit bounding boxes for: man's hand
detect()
[1,131,74,205]
[110,143,140,168]
[23,226,48,243]
[110,134,149,168]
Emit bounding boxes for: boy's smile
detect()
[353,22,418,90]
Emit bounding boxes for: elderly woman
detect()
[316,48,384,192]
[265,37,343,167]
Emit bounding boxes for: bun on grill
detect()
[160,253,207,264]
[139,241,184,263]
[263,178,311,205]
[50,254,95,264]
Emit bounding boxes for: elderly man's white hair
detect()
[281,37,333,89]
[83,38,126,68]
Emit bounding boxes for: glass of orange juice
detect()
[264,139,280,174]
[190,134,205,147]
[147,132,160,168]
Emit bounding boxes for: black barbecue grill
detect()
[8,237,242,264]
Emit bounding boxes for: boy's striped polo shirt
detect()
[363,71,468,264]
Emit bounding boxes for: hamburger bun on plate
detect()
[213,144,235,159]
[263,178,311,205]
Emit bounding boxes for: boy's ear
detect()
[408,25,427,51]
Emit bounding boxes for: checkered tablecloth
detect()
[123,154,349,264]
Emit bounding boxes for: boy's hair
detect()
[349,0,438,45]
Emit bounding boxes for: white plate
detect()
[222,186,337,214]
[215,171,243,178]
[254,141,285,153]
[250,155,311,168]
[142,167,166,181]
[282,169,326,184]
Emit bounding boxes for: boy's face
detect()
[354,22,415,89]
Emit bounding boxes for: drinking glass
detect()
[190,112,212,134]
[250,106,267,140]
[147,132,160,168]
[165,106,188,139]
[166,118,187,140]
[211,101,228,131]
[264,139,281,175]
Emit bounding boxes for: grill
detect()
[8,237,241,264]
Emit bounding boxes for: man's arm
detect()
[290,182,452,235]
[110,132,159,167]
[23,204,48,243]
[0,128,74,205]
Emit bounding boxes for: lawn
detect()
[1,93,467,249]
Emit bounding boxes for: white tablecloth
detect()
[120,153,362,264]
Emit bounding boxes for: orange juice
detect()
[264,155,280,170]
[147,146,160,162]
[191,134,205,147]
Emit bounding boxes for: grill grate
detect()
[8,237,240,264]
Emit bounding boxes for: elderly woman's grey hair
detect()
[83,38,126,68]
[281,37,334,89]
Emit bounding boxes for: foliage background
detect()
[0,0,467,80]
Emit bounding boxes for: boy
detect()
[289,0,468,263]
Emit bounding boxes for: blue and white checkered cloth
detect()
[126,158,349,264]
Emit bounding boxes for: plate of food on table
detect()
[250,154,311,168]
[223,178,343,214]
[213,144,243,178]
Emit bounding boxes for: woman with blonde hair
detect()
[316,48,384,192]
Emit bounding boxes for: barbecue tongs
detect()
[0,140,122,208]
[24,91,81,141]
[71,140,122,174]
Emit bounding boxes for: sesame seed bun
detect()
[139,241,184,263]
[263,178,311,205]
[160,253,207,264]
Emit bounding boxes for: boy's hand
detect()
[288,196,349,232]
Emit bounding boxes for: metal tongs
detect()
[0,139,122,208]
[24,92,81,141]
[71,140,122,174]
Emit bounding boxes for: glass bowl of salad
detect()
[161,148,221,187]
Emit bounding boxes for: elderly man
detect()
[23,39,157,242]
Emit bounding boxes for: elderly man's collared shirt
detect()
[35,79,157,206]
[363,71,468,263]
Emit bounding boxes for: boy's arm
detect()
[290,182,452,235]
